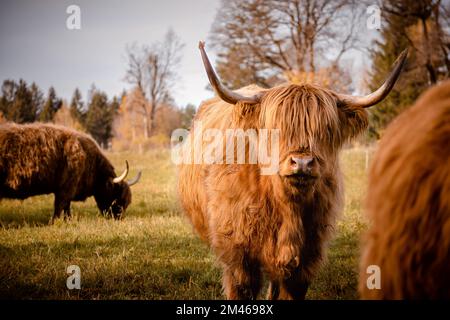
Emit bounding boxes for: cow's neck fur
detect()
[256,156,341,278]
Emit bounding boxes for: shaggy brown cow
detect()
[359,80,450,299]
[0,123,141,223]
[177,42,407,299]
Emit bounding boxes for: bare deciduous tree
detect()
[210,0,363,91]
[125,29,184,137]
[382,0,450,84]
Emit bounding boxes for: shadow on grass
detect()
[0,232,222,299]
[0,225,362,299]
[0,210,51,229]
[0,205,117,230]
[307,228,361,300]
[0,200,179,230]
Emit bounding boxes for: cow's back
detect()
[178,85,265,242]
[178,97,233,241]
[0,123,89,199]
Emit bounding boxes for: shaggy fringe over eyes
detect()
[259,84,342,155]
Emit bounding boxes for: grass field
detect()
[0,148,373,299]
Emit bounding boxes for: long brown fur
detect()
[359,81,450,299]
[0,122,132,222]
[178,83,369,299]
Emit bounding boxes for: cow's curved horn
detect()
[199,41,261,105]
[113,160,129,183]
[337,49,408,108]
[127,171,142,187]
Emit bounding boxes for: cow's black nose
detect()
[290,156,314,174]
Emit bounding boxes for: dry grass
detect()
[0,147,374,299]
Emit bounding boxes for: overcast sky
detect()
[0,0,222,107]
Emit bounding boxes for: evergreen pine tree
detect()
[84,90,114,148]
[367,0,449,138]
[0,80,17,121]
[29,82,44,121]
[9,80,36,123]
[70,88,85,125]
[40,87,62,122]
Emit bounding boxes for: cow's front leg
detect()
[222,260,261,300]
[218,245,262,300]
[63,202,72,221]
[50,195,70,224]
[267,280,280,299]
[276,242,300,275]
[50,196,63,224]
[276,219,303,276]
[278,270,309,300]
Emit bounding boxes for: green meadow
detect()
[0,148,373,299]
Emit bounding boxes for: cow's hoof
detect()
[276,245,300,276]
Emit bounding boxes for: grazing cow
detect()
[359,81,450,299]
[0,123,141,222]
[177,42,407,299]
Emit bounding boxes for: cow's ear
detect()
[338,103,369,140]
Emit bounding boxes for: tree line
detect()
[367,0,449,138]
[0,27,192,151]
[210,0,449,140]
[0,80,119,148]
[0,78,195,150]
[1,0,448,147]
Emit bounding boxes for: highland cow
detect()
[359,80,450,299]
[0,123,141,223]
[177,42,407,299]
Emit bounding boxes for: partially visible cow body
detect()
[360,81,450,299]
[0,123,140,222]
[178,43,407,300]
